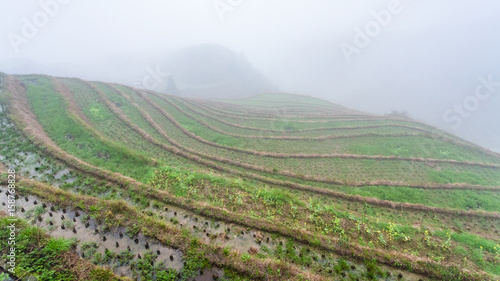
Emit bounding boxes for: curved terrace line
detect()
[189,98,399,123]
[6,75,498,221]
[137,91,500,169]
[174,95,500,160]
[159,92,464,145]
[108,84,500,192]
[173,95,469,142]
[187,98,376,120]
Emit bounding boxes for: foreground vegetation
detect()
[0,215,121,280]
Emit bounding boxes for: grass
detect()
[435,231,500,254]
[44,237,74,254]
[131,92,500,187]
[429,169,491,185]
[145,165,500,276]
[20,75,154,182]
[148,166,304,208]
[220,93,341,107]
[3,73,500,280]
[130,250,179,280]
[165,95,500,163]
[0,217,119,280]
[172,96,428,137]
[111,86,498,189]
[347,135,500,163]
[256,187,300,206]
[334,185,500,212]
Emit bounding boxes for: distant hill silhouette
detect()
[160,44,275,98]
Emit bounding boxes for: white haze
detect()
[1,0,499,151]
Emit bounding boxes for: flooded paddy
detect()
[0,191,184,279]
[142,204,426,281]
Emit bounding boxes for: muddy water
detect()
[1,185,426,281]
[0,115,77,187]
[191,267,225,281]
[146,205,271,254]
[5,151,77,187]
[143,204,426,281]
[0,190,184,279]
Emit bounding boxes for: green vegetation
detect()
[0,217,119,280]
[20,75,154,182]
[334,185,500,212]
[1,73,499,280]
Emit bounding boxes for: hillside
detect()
[158,44,275,98]
[0,73,499,280]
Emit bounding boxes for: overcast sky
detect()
[1,0,499,151]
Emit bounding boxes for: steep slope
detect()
[1,73,499,280]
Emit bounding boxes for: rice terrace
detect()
[0,72,498,280]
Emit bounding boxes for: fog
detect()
[1,0,499,151]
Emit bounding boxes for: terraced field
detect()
[1,73,499,280]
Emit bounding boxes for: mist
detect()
[1,0,499,151]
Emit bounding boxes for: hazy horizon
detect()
[1,0,499,152]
